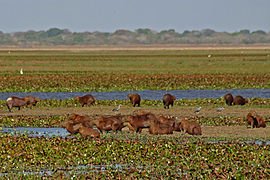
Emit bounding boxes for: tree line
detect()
[0,28,270,46]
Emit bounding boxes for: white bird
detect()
[20,68,23,75]
[216,107,225,112]
[194,106,202,114]
[112,104,122,112]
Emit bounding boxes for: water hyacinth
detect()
[0,134,269,179]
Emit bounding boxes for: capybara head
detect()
[128,93,141,107]
[224,93,234,106]
[233,95,248,106]
[162,94,176,109]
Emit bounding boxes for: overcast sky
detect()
[1,0,270,33]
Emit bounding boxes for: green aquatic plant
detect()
[0,134,269,179]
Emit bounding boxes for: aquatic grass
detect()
[0,49,270,92]
[0,73,269,92]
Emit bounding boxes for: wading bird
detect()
[194,106,202,114]
[20,68,23,75]
[216,107,224,112]
[112,104,122,112]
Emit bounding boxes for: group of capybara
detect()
[5,93,247,112]
[60,111,202,138]
[5,92,267,139]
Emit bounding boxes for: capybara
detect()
[73,123,100,138]
[74,94,96,107]
[89,115,125,133]
[158,115,176,128]
[60,120,80,134]
[128,93,141,107]
[6,96,27,112]
[246,112,258,128]
[233,95,248,105]
[127,112,157,133]
[175,118,202,135]
[68,113,91,126]
[162,93,176,109]
[247,112,267,128]
[255,114,266,128]
[24,95,40,108]
[149,118,174,135]
[224,93,234,106]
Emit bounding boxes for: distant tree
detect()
[201,29,216,36]
[252,30,266,35]
[135,28,156,35]
[239,29,250,35]
[46,28,64,37]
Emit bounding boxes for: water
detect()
[1,127,270,145]
[0,89,269,100]
[1,127,70,137]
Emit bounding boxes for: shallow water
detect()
[0,89,269,100]
[1,127,70,137]
[1,127,270,146]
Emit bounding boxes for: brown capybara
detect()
[175,118,202,135]
[74,94,96,107]
[127,112,157,133]
[246,112,258,128]
[68,113,91,126]
[60,120,80,134]
[24,96,40,108]
[158,115,176,129]
[224,93,234,106]
[162,93,176,109]
[6,96,28,112]
[233,95,248,105]
[149,118,174,135]
[255,115,266,128]
[128,93,141,107]
[73,123,100,138]
[89,115,125,133]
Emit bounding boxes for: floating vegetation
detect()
[0,73,269,92]
[0,134,269,179]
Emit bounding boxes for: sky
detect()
[1,0,270,33]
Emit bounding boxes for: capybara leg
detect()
[127,123,135,132]
[251,121,255,128]
[136,128,142,133]
[7,105,12,112]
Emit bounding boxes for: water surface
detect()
[0,89,269,100]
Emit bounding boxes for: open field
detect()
[0,47,269,178]
[0,48,269,91]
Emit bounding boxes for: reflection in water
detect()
[0,89,269,100]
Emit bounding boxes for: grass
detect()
[0,49,270,74]
[0,48,269,92]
